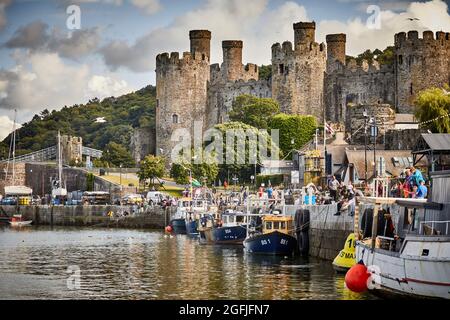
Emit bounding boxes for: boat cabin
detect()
[221,210,247,227]
[262,215,294,236]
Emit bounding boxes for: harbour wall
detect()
[0,205,175,229]
[301,204,353,261]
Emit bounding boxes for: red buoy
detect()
[345,260,370,293]
[165,225,173,233]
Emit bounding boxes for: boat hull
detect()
[356,236,450,299]
[185,220,198,237]
[244,231,297,256]
[9,220,32,227]
[170,218,187,234]
[211,225,247,244]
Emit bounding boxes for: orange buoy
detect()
[165,225,173,233]
[345,260,370,293]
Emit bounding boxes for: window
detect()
[279,64,284,74]
[156,99,159,108]
[172,114,179,124]
[273,222,280,230]
[398,55,403,65]
[410,83,413,95]
[266,222,272,230]
[280,221,286,230]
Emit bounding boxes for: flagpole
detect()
[323,118,326,179]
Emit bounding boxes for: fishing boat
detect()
[9,214,32,227]
[201,209,248,245]
[170,197,191,234]
[185,197,218,237]
[353,170,450,299]
[243,210,297,256]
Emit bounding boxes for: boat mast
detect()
[11,109,17,187]
[58,131,63,189]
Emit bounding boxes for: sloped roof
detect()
[345,149,427,179]
[420,134,450,151]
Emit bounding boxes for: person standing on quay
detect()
[328,176,339,202]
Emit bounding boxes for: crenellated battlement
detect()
[395,30,450,47]
[156,50,209,69]
[338,58,393,75]
[272,40,326,60]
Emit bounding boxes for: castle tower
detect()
[394,30,450,113]
[271,21,326,121]
[189,30,211,59]
[222,40,243,82]
[156,30,211,160]
[294,21,316,45]
[326,33,346,73]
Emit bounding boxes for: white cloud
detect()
[0,0,11,32]
[100,0,309,72]
[130,0,161,14]
[317,0,450,56]
[0,52,132,124]
[0,115,20,141]
[87,75,129,97]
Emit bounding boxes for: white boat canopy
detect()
[4,185,33,196]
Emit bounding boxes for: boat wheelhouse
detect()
[354,170,450,299]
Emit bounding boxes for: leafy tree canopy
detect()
[259,65,272,81]
[228,94,280,129]
[414,85,450,133]
[137,155,166,184]
[269,114,317,156]
[102,142,135,168]
[0,85,156,160]
[346,46,394,66]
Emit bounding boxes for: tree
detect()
[228,95,280,129]
[137,155,166,186]
[213,122,280,183]
[102,142,135,167]
[259,65,272,81]
[170,147,219,185]
[415,86,450,133]
[269,114,317,156]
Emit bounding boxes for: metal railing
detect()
[419,220,450,236]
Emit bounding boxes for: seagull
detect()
[95,117,106,123]
[406,18,420,21]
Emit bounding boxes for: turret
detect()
[293,21,316,46]
[222,40,243,82]
[189,30,211,60]
[326,33,346,66]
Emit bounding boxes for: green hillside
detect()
[0,85,156,160]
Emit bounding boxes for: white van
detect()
[146,191,163,204]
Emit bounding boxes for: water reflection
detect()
[0,226,374,300]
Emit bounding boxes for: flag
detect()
[190,178,201,187]
[325,122,334,135]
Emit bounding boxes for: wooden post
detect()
[371,204,379,250]
[354,200,360,240]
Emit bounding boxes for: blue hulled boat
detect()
[203,210,248,244]
[170,218,187,234]
[244,213,297,256]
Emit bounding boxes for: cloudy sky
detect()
[0,0,449,139]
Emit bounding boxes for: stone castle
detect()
[155,22,450,159]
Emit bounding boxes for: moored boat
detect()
[9,214,32,227]
[244,212,297,256]
[351,170,450,299]
[203,210,248,245]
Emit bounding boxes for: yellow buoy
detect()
[332,233,357,273]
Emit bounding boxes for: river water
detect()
[0,226,374,300]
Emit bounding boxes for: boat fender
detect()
[165,225,173,233]
[345,260,369,293]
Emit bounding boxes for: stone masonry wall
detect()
[346,104,396,144]
[130,127,156,164]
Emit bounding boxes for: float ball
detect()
[165,225,173,233]
[345,261,369,293]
